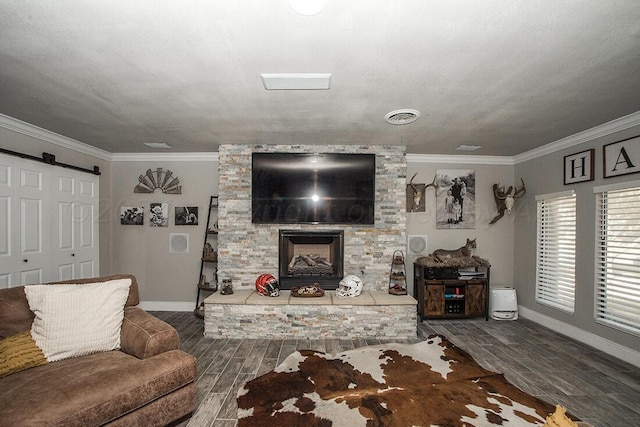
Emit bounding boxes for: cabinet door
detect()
[424,283,445,316]
[465,282,486,317]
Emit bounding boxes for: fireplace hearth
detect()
[279,230,344,290]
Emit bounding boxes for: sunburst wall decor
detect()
[134,168,182,194]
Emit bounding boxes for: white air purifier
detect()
[489,287,518,320]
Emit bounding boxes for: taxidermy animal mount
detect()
[489,178,526,224]
[432,238,476,262]
[406,173,437,212]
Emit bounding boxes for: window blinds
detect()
[594,184,640,336]
[535,191,576,313]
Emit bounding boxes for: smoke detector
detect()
[384,109,421,125]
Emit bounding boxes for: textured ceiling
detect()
[1,1,640,155]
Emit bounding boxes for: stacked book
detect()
[458,269,485,280]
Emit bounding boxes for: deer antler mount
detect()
[489,178,525,224]
[406,173,437,213]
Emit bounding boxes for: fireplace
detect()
[279,230,344,290]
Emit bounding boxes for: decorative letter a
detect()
[612,147,636,171]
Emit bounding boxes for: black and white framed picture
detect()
[435,169,476,229]
[120,206,144,225]
[175,206,199,225]
[603,135,640,178]
[564,149,595,184]
[149,202,169,227]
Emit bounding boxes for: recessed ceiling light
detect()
[260,73,331,90]
[144,142,172,149]
[455,144,482,152]
[384,109,421,125]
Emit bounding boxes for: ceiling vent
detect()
[385,109,421,125]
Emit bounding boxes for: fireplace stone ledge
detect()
[203,290,417,339]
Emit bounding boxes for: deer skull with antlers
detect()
[407,173,437,212]
[489,178,526,224]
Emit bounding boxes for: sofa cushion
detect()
[0,331,48,378]
[0,275,142,341]
[24,279,131,362]
[0,349,197,427]
[0,287,32,339]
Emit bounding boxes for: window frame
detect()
[535,190,577,314]
[593,180,640,336]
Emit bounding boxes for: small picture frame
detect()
[175,206,199,225]
[120,206,144,225]
[603,135,640,178]
[564,149,594,185]
[149,202,169,227]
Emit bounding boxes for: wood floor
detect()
[153,311,640,427]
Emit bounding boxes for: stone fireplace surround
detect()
[205,144,413,339]
[216,144,407,291]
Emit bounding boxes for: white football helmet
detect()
[336,275,363,298]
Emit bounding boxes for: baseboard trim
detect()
[519,306,640,368]
[139,301,194,312]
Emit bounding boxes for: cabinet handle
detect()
[71,253,75,257]
[23,259,28,263]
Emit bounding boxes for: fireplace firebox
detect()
[279,230,344,290]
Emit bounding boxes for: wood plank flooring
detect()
[153,311,640,427]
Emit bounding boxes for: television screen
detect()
[252,153,375,224]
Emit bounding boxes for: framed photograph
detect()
[149,202,169,227]
[564,149,594,184]
[603,135,640,178]
[175,206,199,225]
[120,206,144,225]
[435,169,476,229]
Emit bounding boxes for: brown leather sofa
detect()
[0,274,197,427]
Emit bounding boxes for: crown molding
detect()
[0,113,112,161]
[513,110,640,164]
[109,152,219,162]
[407,153,514,165]
[4,110,639,166]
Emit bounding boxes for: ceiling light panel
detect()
[260,73,331,90]
[455,145,482,152]
[144,142,172,149]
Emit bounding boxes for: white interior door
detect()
[0,153,99,287]
[0,155,50,287]
[52,169,99,281]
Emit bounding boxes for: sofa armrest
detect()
[120,306,180,359]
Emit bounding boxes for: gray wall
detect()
[109,159,218,307]
[514,124,640,353]
[405,160,516,293]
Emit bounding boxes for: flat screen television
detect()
[252,152,375,224]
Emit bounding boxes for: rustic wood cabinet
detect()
[413,263,490,320]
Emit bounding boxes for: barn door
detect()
[52,168,99,281]
[0,155,50,287]
[0,153,99,287]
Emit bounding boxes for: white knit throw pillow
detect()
[24,279,131,362]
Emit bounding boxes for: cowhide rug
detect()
[237,334,573,427]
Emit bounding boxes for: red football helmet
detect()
[255,273,280,297]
